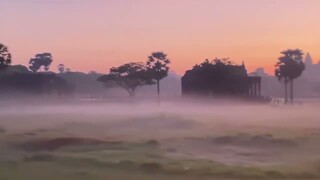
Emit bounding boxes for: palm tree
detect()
[0,43,12,70]
[275,49,305,103]
[146,52,170,97]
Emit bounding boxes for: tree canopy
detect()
[146,52,170,96]
[0,43,12,70]
[275,49,305,103]
[182,58,248,96]
[29,53,53,72]
[97,62,155,97]
[146,52,170,81]
[275,49,305,82]
[193,58,235,70]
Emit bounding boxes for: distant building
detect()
[249,53,320,98]
[252,67,269,77]
[303,52,320,80]
[181,60,261,97]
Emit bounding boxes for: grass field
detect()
[1,101,320,179]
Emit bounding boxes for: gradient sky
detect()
[1,0,320,75]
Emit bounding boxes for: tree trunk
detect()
[157,79,160,97]
[290,79,293,103]
[284,78,288,104]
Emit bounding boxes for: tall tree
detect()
[275,49,305,103]
[29,53,53,72]
[0,43,12,71]
[97,62,155,97]
[146,52,170,96]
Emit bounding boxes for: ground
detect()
[1,100,320,180]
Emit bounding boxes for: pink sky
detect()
[1,0,320,75]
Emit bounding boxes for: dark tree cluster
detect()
[0,44,73,97]
[98,62,155,97]
[0,72,73,96]
[29,53,53,72]
[0,43,12,70]
[275,49,305,103]
[0,41,308,102]
[181,58,249,96]
[98,52,170,97]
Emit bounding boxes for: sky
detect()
[1,0,320,75]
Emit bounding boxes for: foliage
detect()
[97,62,155,96]
[275,49,305,82]
[182,58,248,95]
[146,52,170,81]
[0,72,73,96]
[146,52,170,96]
[0,43,12,70]
[29,53,53,72]
[275,49,305,103]
[58,64,65,73]
[193,58,235,70]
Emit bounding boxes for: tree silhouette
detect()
[0,43,12,71]
[97,62,155,97]
[58,64,65,73]
[182,58,248,96]
[29,53,53,72]
[146,52,170,96]
[275,49,305,103]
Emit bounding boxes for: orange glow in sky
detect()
[1,0,320,75]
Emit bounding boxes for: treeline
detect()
[0,43,179,98]
[0,42,307,102]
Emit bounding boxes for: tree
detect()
[58,64,65,73]
[146,52,170,96]
[0,43,12,71]
[97,62,155,97]
[29,53,53,72]
[29,58,41,72]
[182,58,248,96]
[275,49,305,103]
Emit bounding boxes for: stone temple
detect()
[303,52,320,81]
[181,60,261,98]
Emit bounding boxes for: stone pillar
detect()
[258,80,261,97]
[253,82,257,96]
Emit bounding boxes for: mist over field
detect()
[1,99,320,135]
[1,99,320,180]
[1,52,319,179]
[2,0,320,179]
